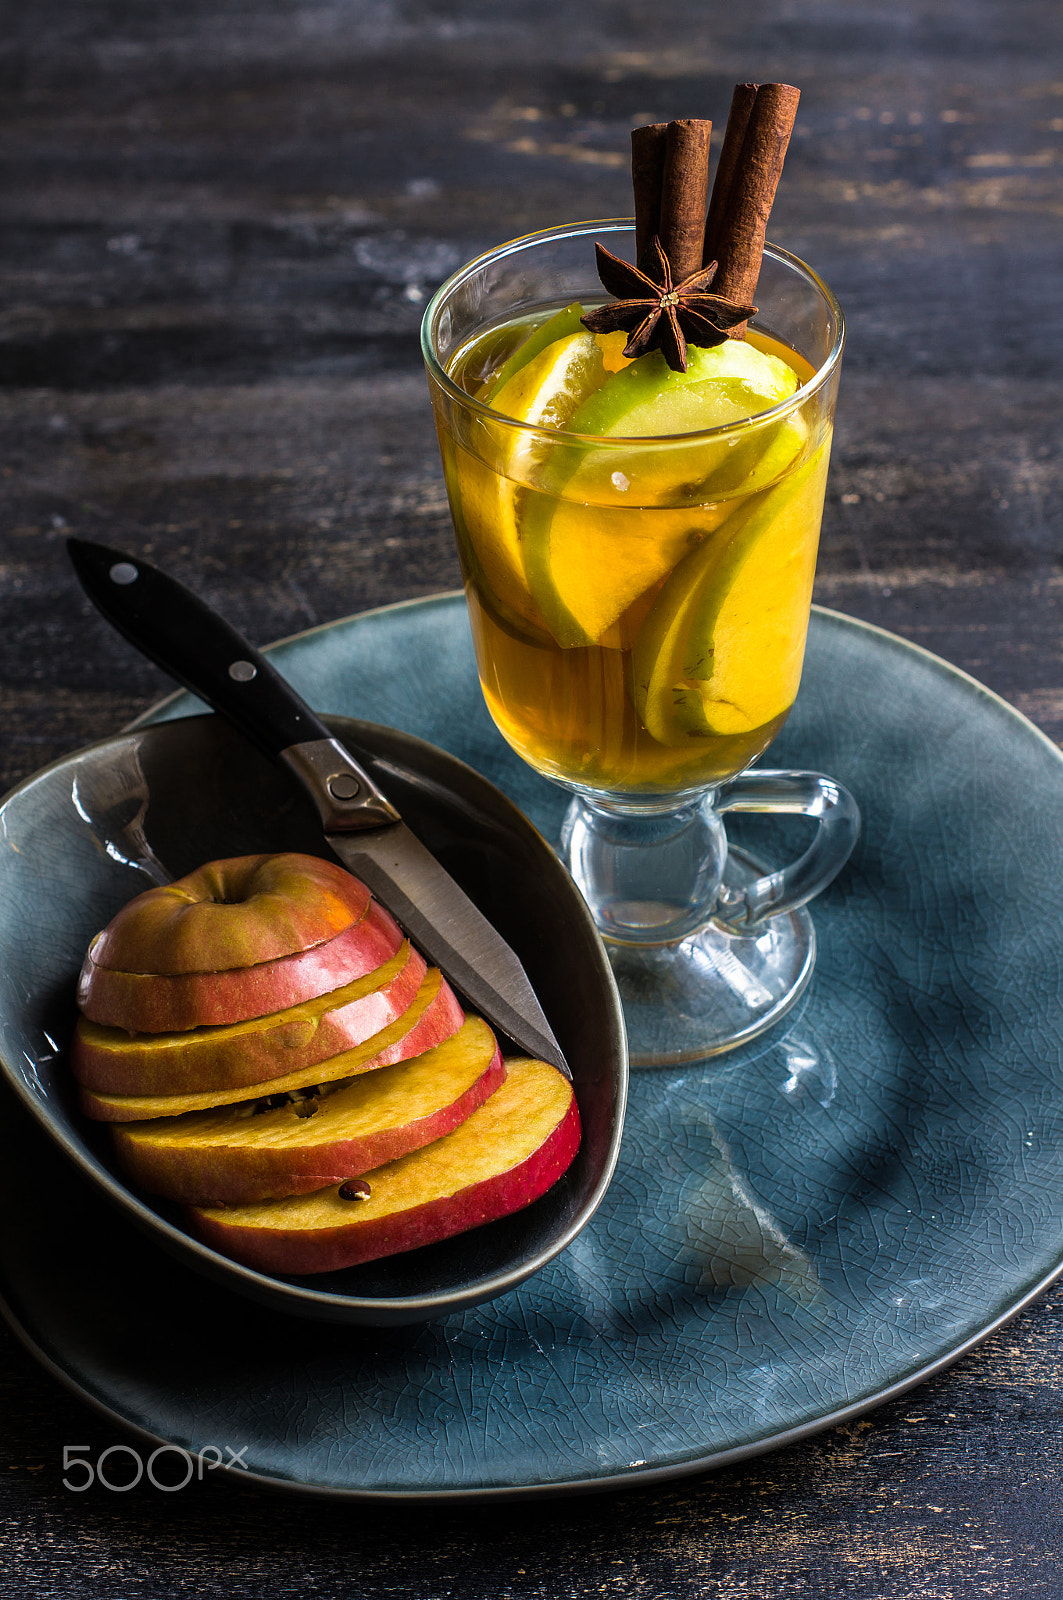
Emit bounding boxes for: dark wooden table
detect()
[2,2,1062,1593]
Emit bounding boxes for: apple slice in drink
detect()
[569,339,799,443]
[450,319,608,630]
[80,965,464,1121]
[72,939,427,1096]
[189,1055,580,1275]
[111,1016,506,1206]
[520,341,803,648]
[632,443,829,744]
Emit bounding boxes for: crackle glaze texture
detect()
[1,597,1062,1498]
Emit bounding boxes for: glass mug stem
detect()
[562,771,859,947]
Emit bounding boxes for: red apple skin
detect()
[89,853,371,975]
[71,942,428,1096]
[189,1062,581,1275]
[111,1021,506,1205]
[77,897,403,1033]
[79,966,465,1121]
[347,971,465,1078]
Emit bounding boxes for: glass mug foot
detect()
[604,848,816,1066]
[562,771,860,1067]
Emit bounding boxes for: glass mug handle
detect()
[711,769,860,934]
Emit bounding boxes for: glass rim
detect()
[420,218,845,447]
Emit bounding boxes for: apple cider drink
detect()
[424,97,853,1063]
[434,296,833,798]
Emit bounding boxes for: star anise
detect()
[580,238,757,374]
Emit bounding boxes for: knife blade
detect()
[67,537,568,1076]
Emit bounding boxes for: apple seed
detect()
[337,1178,372,1202]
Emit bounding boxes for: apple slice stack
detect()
[72,853,579,1275]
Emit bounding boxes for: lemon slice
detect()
[485,302,586,397]
[523,497,738,650]
[450,329,606,629]
[490,329,607,432]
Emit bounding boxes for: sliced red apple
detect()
[88,853,372,976]
[111,1015,505,1205]
[72,940,427,1096]
[77,895,403,1033]
[81,965,464,1121]
[189,1056,581,1275]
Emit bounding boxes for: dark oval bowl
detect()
[0,713,627,1326]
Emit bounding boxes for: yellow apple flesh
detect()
[71,940,427,1096]
[80,965,465,1121]
[111,1015,505,1205]
[190,1055,580,1274]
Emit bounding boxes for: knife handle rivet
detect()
[109,562,139,586]
[228,660,257,682]
[327,773,361,801]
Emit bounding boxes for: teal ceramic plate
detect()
[2,596,1063,1499]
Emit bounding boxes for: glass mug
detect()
[422,221,858,1065]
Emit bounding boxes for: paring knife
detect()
[67,538,568,1077]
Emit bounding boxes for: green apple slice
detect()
[520,341,805,649]
[633,442,830,745]
[560,339,806,506]
[569,340,798,440]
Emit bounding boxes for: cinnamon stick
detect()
[631,117,712,279]
[631,122,667,265]
[702,83,758,264]
[657,118,712,282]
[703,82,800,334]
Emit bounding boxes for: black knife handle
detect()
[66,538,399,830]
